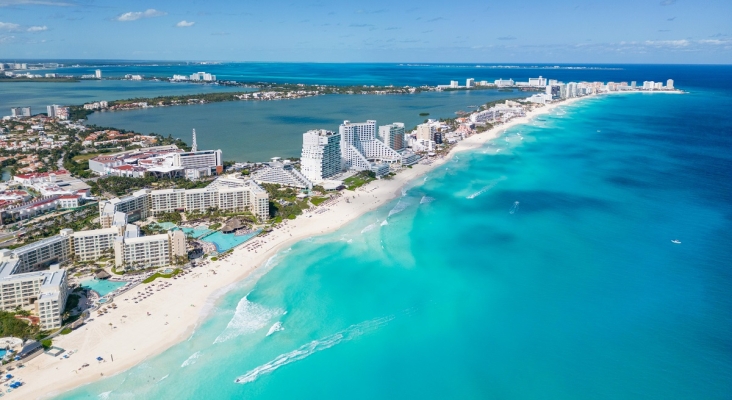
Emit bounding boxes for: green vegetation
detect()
[64,294,81,313]
[60,327,72,335]
[261,184,310,222]
[0,310,39,340]
[210,257,218,262]
[209,222,222,230]
[0,77,79,83]
[89,175,210,196]
[41,339,53,349]
[142,268,181,284]
[343,171,376,190]
[310,196,328,206]
[157,211,183,224]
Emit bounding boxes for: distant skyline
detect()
[0,0,730,64]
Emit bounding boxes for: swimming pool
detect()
[181,226,214,239]
[80,278,127,297]
[153,222,178,230]
[0,349,6,359]
[200,230,260,252]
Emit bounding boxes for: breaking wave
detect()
[361,221,380,233]
[387,199,410,217]
[420,196,435,204]
[235,316,394,385]
[267,322,285,337]
[98,392,112,399]
[380,220,389,226]
[158,374,169,383]
[181,351,201,367]
[214,297,284,344]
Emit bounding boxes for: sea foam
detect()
[181,351,201,367]
[235,316,394,384]
[266,322,285,337]
[213,297,284,344]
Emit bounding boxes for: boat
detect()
[671,239,681,244]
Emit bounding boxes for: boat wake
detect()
[466,177,506,199]
[181,351,201,367]
[509,201,520,214]
[158,374,169,383]
[234,316,394,385]
[266,322,285,337]
[214,297,284,344]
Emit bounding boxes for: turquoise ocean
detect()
[56,66,732,399]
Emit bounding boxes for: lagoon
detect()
[0,80,247,116]
[87,90,525,161]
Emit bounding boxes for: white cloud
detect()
[117,9,167,22]
[176,20,195,27]
[644,39,689,47]
[0,21,21,31]
[27,25,47,32]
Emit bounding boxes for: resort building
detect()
[72,227,118,262]
[301,129,342,183]
[99,178,270,225]
[251,158,313,189]
[378,123,406,151]
[0,260,68,330]
[9,230,74,274]
[114,230,186,269]
[339,120,402,174]
[88,144,223,181]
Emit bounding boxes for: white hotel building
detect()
[301,129,342,183]
[99,176,270,225]
[0,260,68,330]
[340,120,405,175]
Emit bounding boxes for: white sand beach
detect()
[11,95,588,399]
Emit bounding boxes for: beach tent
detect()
[5,374,11,379]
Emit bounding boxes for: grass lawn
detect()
[310,196,328,206]
[143,268,182,283]
[343,171,376,190]
[72,153,101,163]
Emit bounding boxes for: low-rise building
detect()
[251,158,313,189]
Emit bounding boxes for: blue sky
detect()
[0,0,730,63]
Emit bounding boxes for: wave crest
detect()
[214,296,284,344]
[235,316,394,384]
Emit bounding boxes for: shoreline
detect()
[14,92,618,399]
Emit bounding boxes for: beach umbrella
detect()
[96,356,103,361]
